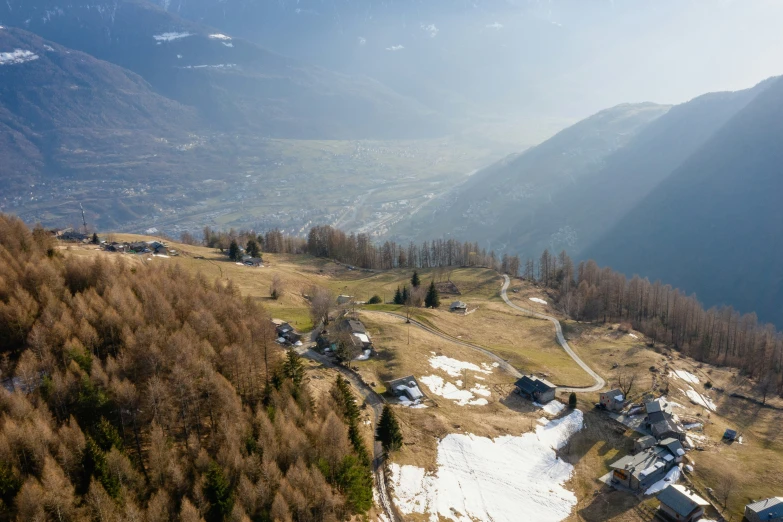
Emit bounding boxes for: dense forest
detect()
[205,224,782,398]
[529,250,783,398]
[0,215,373,521]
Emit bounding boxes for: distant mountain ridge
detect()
[0,0,442,139]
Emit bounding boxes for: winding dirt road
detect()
[500,274,605,393]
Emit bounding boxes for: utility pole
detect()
[80,203,88,235]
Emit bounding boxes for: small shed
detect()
[723,428,738,441]
[450,301,467,312]
[659,438,686,463]
[745,497,783,522]
[244,257,263,267]
[515,375,557,404]
[337,295,354,305]
[388,376,424,402]
[599,388,625,411]
[634,435,657,452]
[657,485,709,522]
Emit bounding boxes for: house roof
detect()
[611,446,675,481]
[724,429,738,439]
[657,485,709,517]
[660,438,685,457]
[746,497,783,518]
[603,388,623,397]
[450,301,467,308]
[515,375,556,395]
[340,319,367,335]
[636,435,657,448]
[651,418,683,439]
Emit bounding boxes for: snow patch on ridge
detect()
[153,32,192,42]
[0,49,39,65]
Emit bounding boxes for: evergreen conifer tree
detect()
[228,240,240,261]
[401,286,409,304]
[425,281,440,308]
[204,461,234,522]
[393,286,403,305]
[411,271,421,288]
[91,233,99,244]
[246,238,260,258]
[375,405,403,453]
[283,349,305,388]
[569,392,577,409]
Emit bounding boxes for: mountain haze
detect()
[585,76,783,327]
[1,0,441,139]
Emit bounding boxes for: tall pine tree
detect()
[393,286,403,305]
[401,286,409,304]
[228,240,240,261]
[375,405,403,453]
[425,281,440,308]
[411,271,421,288]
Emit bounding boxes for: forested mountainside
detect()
[411,77,773,258]
[0,27,201,192]
[0,215,373,520]
[585,76,783,328]
[403,102,671,246]
[0,0,440,140]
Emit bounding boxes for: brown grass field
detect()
[63,237,783,521]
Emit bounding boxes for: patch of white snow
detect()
[535,400,566,416]
[153,32,192,42]
[420,375,487,407]
[389,410,584,521]
[645,465,682,495]
[529,297,548,305]
[684,387,716,411]
[670,370,699,384]
[0,49,39,65]
[429,355,492,378]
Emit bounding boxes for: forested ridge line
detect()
[0,214,374,521]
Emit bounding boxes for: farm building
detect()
[388,376,424,402]
[610,443,680,491]
[745,497,783,522]
[338,319,372,349]
[243,257,263,267]
[657,485,709,522]
[599,388,625,411]
[515,375,557,404]
[337,295,354,305]
[450,301,467,312]
[634,435,657,452]
[274,322,301,344]
[645,399,685,441]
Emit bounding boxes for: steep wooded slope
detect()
[585,77,783,326]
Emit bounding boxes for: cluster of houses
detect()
[273,320,302,346]
[103,240,177,256]
[595,391,783,522]
[316,317,374,361]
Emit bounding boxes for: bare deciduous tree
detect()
[616,369,639,399]
[309,285,334,326]
[270,275,284,300]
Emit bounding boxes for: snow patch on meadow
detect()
[420,375,487,406]
[529,297,548,305]
[536,400,566,416]
[670,370,700,384]
[389,410,584,521]
[428,355,492,378]
[685,387,716,411]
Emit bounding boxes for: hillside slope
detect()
[0,0,441,139]
[0,26,200,190]
[395,103,671,246]
[585,77,783,326]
